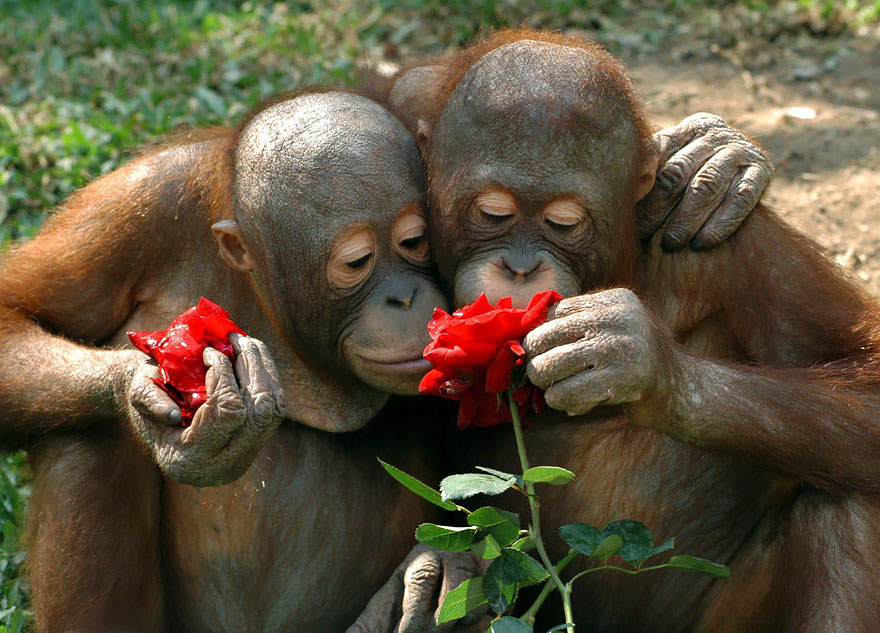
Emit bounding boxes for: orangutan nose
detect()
[502,251,542,283]
[386,283,417,310]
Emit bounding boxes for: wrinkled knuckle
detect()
[702,128,733,146]
[692,112,726,129]
[697,226,729,246]
[663,226,688,247]
[526,362,549,389]
[272,387,288,417]
[658,159,688,189]
[523,328,550,355]
[405,561,441,587]
[606,287,639,309]
[251,391,284,423]
[733,183,758,205]
[555,295,585,314]
[252,338,273,357]
[213,385,244,410]
[691,165,725,195]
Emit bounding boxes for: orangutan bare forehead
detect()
[234,92,420,208]
[448,40,637,133]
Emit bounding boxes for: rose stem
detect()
[521,550,579,625]
[507,389,575,631]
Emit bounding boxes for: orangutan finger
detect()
[432,553,481,632]
[543,367,644,416]
[691,163,771,251]
[203,347,244,416]
[661,146,744,252]
[397,549,442,633]
[653,112,728,162]
[638,126,729,241]
[527,335,626,390]
[129,366,181,426]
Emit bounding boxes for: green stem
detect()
[522,550,579,624]
[566,563,671,589]
[507,389,575,632]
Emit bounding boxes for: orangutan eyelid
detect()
[327,227,376,288]
[394,206,430,261]
[543,200,586,227]
[476,190,517,217]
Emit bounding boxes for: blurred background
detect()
[0,0,878,628]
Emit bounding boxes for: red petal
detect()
[127,330,165,356]
[418,368,449,395]
[484,342,525,393]
[521,290,563,329]
[454,294,494,319]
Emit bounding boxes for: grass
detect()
[0,0,877,629]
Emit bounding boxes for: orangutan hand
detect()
[525,289,673,418]
[125,333,286,487]
[639,112,773,252]
[347,544,492,633]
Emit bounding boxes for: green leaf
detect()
[559,522,604,556]
[440,473,516,501]
[522,466,575,486]
[436,577,488,624]
[511,536,536,552]
[591,534,624,562]
[602,520,654,565]
[483,547,549,614]
[489,616,533,633]
[378,459,456,511]
[504,548,551,584]
[484,557,519,614]
[648,538,675,559]
[471,533,503,560]
[415,524,479,552]
[467,506,521,546]
[476,465,525,487]
[666,555,731,579]
[546,626,575,632]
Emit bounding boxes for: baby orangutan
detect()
[356,29,880,633]
[0,90,475,632]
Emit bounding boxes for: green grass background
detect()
[0,0,877,628]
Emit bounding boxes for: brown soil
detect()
[623,35,880,291]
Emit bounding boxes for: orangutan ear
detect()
[416,119,433,150]
[389,64,444,127]
[633,146,661,204]
[211,220,255,272]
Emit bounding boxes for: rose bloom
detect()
[128,297,245,425]
[418,290,562,428]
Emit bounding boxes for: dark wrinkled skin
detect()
[361,34,880,633]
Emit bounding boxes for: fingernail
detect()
[168,409,182,425]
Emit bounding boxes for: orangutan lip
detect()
[357,355,432,374]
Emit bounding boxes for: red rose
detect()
[419,290,562,428]
[128,297,246,425]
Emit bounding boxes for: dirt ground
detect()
[623,34,880,292]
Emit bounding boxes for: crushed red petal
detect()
[128,297,245,426]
